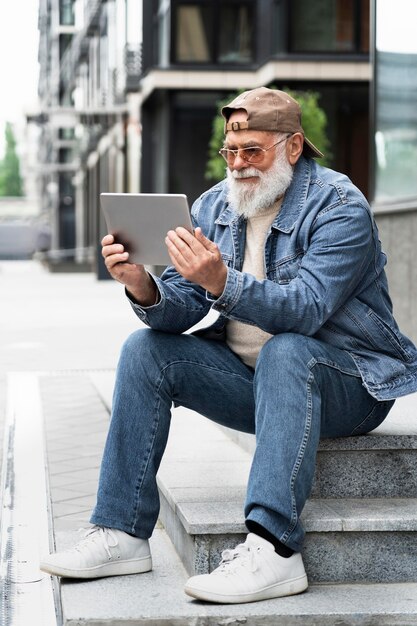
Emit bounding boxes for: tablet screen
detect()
[100,193,192,265]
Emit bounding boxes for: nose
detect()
[230,152,249,171]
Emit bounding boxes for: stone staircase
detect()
[158,400,417,588]
[46,374,417,624]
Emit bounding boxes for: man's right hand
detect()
[101,234,159,306]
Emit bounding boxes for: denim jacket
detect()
[130,156,417,401]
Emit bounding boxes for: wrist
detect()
[207,266,227,298]
[127,273,159,307]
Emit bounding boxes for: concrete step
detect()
[91,371,417,498]
[56,526,417,625]
[218,392,417,498]
[158,407,417,583]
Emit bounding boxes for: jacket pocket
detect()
[343,299,413,362]
[273,251,304,284]
[366,310,413,362]
[221,252,233,267]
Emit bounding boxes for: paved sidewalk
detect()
[0,260,141,374]
[0,260,141,468]
[0,260,217,626]
[41,373,109,533]
[0,261,144,623]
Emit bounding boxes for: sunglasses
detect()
[219,135,290,165]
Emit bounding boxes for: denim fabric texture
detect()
[91,329,394,551]
[130,156,417,401]
[91,155,414,551]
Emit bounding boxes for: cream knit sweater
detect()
[226,198,283,368]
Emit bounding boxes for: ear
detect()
[286,132,304,165]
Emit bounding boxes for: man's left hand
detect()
[165,227,227,297]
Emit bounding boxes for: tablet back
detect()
[100,193,192,265]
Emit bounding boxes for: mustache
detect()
[228,167,261,179]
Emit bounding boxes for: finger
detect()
[102,243,126,258]
[165,235,187,265]
[101,234,114,246]
[165,240,187,276]
[194,228,219,253]
[105,251,130,267]
[173,227,206,255]
[166,230,197,260]
[174,226,195,242]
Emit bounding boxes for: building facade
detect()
[37,0,141,274]
[36,0,371,275]
[35,0,417,341]
[140,0,371,203]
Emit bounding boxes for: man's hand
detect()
[101,234,158,306]
[165,227,227,297]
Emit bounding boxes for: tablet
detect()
[100,192,193,265]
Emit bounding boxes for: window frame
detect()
[287,0,369,56]
[171,0,256,67]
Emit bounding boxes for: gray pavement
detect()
[0,260,141,374]
[0,260,140,467]
[0,260,142,624]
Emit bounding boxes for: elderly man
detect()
[41,88,417,604]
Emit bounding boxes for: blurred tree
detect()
[0,122,24,196]
[206,88,331,182]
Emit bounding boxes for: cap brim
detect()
[303,137,324,159]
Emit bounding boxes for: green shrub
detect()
[0,122,24,196]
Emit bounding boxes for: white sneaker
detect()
[40,526,152,579]
[184,533,308,604]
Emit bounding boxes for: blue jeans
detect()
[91,329,394,552]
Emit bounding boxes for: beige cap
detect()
[221,87,323,159]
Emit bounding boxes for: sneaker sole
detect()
[40,555,152,579]
[184,573,308,604]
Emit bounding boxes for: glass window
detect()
[58,128,76,140]
[59,172,75,197]
[59,0,75,26]
[174,1,254,64]
[175,5,212,62]
[272,0,287,55]
[290,0,368,54]
[218,5,253,63]
[59,34,72,61]
[373,0,417,202]
[360,0,370,53]
[59,148,74,164]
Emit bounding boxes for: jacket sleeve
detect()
[210,202,376,336]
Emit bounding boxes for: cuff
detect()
[209,267,243,315]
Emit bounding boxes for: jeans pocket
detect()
[349,399,395,436]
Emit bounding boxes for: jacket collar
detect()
[274,156,311,233]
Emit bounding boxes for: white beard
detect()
[226,147,294,219]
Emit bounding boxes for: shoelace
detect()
[216,542,260,575]
[73,526,119,559]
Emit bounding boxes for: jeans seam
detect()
[280,369,314,545]
[311,357,361,377]
[130,408,160,534]
[349,399,393,436]
[159,358,253,385]
[130,371,167,534]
